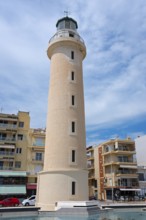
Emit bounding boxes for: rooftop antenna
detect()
[0,107,3,113]
[64,10,70,17]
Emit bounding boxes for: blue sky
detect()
[0,0,146,146]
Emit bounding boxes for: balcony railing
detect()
[0,137,16,142]
[0,166,13,170]
[116,170,137,175]
[0,124,17,129]
[87,155,94,160]
[87,164,94,169]
[49,30,85,44]
[88,175,95,179]
[104,159,136,164]
[115,183,139,187]
[0,151,14,156]
[32,158,43,162]
[32,143,45,147]
[103,148,135,154]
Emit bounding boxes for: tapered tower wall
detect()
[36,17,88,211]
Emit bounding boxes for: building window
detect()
[71,71,75,81]
[16,148,22,154]
[71,51,74,60]
[15,161,21,168]
[18,134,23,140]
[71,121,75,133]
[9,161,13,167]
[34,138,44,147]
[0,133,6,141]
[19,122,24,127]
[71,95,75,106]
[35,152,42,161]
[72,181,76,195]
[72,150,75,162]
[138,173,144,181]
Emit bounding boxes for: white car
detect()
[22,195,36,206]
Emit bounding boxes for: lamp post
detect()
[111,162,114,202]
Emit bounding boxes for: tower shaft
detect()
[36,17,88,211]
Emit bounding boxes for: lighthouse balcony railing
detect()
[49,29,85,45]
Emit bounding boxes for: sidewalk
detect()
[98,199,146,209]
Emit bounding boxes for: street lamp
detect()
[111,162,114,202]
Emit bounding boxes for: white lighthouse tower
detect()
[36,16,88,211]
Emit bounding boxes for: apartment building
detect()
[0,111,30,198]
[135,135,146,195]
[97,138,139,200]
[86,138,139,201]
[26,128,45,196]
[0,111,45,197]
[86,146,97,199]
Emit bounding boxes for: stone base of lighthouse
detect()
[36,169,89,211]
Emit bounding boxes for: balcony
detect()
[0,151,15,156]
[0,166,14,170]
[0,137,16,143]
[103,149,136,156]
[86,146,94,153]
[0,157,14,161]
[104,158,137,166]
[87,155,94,161]
[33,143,45,147]
[32,158,43,164]
[116,170,138,178]
[49,29,85,44]
[115,183,139,188]
[87,164,94,170]
[88,175,95,180]
[0,151,15,161]
[0,124,17,130]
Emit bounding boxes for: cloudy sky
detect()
[0,0,146,145]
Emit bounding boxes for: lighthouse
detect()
[36,16,88,211]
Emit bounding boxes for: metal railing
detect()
[0,124,17,129]
[49,29,85,44]
[104,159,136,164]
[116,170,137,175]
[0,151,14,156]
[0,137,16,142]
[0,166,13,170]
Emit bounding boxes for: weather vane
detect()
[64,10,70,17]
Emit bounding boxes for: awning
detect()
[27,184,37,190]
[120,165,137,169]
[0,185,26,194]
[0,171,26,177]
[0,145,15,149]
[120,188,141,191]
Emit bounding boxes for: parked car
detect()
[134,195,145,201]
[22,195,36,206]
[0,198,20,207]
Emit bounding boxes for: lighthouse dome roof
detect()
[56,16,78,31]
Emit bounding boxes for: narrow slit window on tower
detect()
[72,181,76,195]
[72,95,75,106]
[71,51,74,60]
[71,121,75,133]
[71,71,75,81]
[72,150,76,162]
[69,32,74,37]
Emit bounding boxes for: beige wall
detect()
[15,111,30,171]
[36,20,88,210]
[36,170,88,211]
